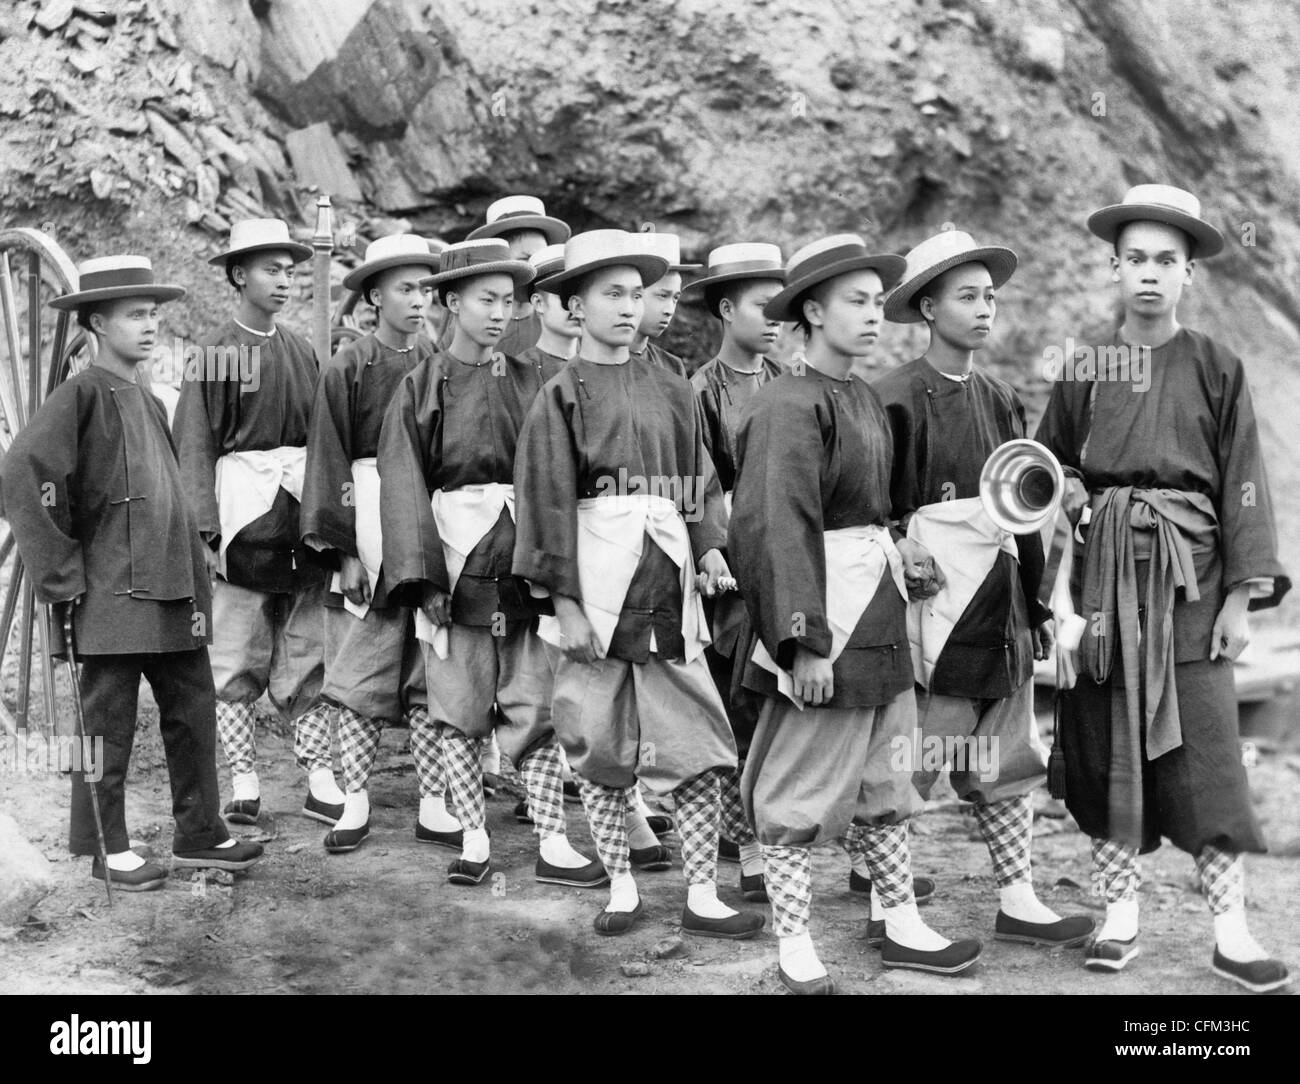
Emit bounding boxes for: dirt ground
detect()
[1,692,1298,997]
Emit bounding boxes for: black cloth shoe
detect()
[323,823,369,854]
[415,822,464,850]
[514,799,534,824]
[995,911,1095,948]
[563,780,582,804]
[91,858,167,891]
[222,798,260,825]
[849,868,936,904]
[630,844,672,871]
[717,836,741,863]
[1084,935,1140,972]
[172,840,264,871]
[646,814,674,837]
[535,855,609,888]
[865,919,886,947]
[778,965,835,995]
[593,900,643,936]
[1211,947,1291,994]
[302,792,343,826]
[681,906,765,940]
[447,857,491,885]
[740,871,769,902]
[881,937,983,975]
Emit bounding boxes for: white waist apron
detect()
[752,523,906,709]
[416,482,516,659]
[214,445,307,577]
[328,457,382,619]
[905,496,1017,689]
[535,493,710,663]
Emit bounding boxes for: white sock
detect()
[231,771,259,802]
[461,826,490,864]
[686,881,737,920]
[630,786,652,817]
[1097,898,1139,942]
[881,900,950,951]
[778,931,827,982]
[625,807,658,850]
[479,735,501,776]
[215,839,236,849]
[335,790,370,832]
[869,885,882,922]
[308,767,345,805]
[607,872,639,913]
[739,841,765,878]
[418,794,461,833]
[540,833,591,869]
[1214,905,1269,963]
[1000,880,1060,924]
[105,849,145,872]
[851,854,871,879]
[558,746,574,782]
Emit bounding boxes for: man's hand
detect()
[1210,587,1251,662]
[1033,619,1054,662]
[203,545,220,576]
[791,644,834,706]
[553,595,603,663]
[696,548,737,598]
[338,555,372,608]
[421,585,452,628]
[896,537,945,601]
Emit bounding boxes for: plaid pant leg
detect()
[858,822,915,908]
[840,822,866,860]
[975,794,1034,887]
[216,700,257,777]
[579,776,630,878]
[1090,837,1141,903]
[718,768,756,846]
[440,725,486,831]
[337,706,382,794]
[763,844,813,937]
[1195,844,1245,915]
[674,770,721,886]
[407,707,446,798]
[519,741,566,839]
[293,701,334,774]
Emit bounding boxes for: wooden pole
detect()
[311,195,333,367]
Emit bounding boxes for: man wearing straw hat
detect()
[517,243,581,374]
[730,234,982,993]
[514,229,764,939]
[300,234,456,853]
[1035,184,1290,992]
[629,231,699,379]
[378,238,605,888]
[875,225,1094,952]
[681,241,787,901]
[0,255,264,890]
[174,219,333,828]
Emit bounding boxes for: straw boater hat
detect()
[342,234,442,292]
[883,227,1018,324]
[633,231,703,275]
[763,234,907,322]
[420,238,534,289]
[1086,183,1224,258]
[207,218,312,267]
[50,255,186,310]
[535,230,671,295]
[527,243,566,286]
[681,242,785,317]
[466,195,571,245]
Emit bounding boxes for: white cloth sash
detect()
[214,445,306,577]
[752,524,906,709]
[905,496,1018,689]
[416,482,515,659]
[328,458,382,619]
[535,493,710,663]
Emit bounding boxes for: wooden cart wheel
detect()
[0,227,93,739]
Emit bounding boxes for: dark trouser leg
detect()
[69,654,141,856]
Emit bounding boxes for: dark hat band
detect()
[78,267,157,292]
[706,258,785,278]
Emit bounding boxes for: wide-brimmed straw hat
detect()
[466,195,571,245]
[883,227,1018,324]
[342,234,442,292]
[50,255,186,310]
[1086,183,1223,258]
[763,234,906,322]
[527,243,566,286]
[633,231,702,275]
[207,218,312,267]
[535,230,671,294]
[421,238,534,289]
[681,242,785,316]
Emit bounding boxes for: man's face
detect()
[447,272,516,348]
[503,229,548,261]
[571,267,644,348]
[90,296,161,363]
[920,262,996,352]
[721,280,782,354]
[533,289,581,340]
[233,250,298,314]
[369,265,433,337]
[804,269,885,356]
[638,271,683,339]
[1112,221,1194,320]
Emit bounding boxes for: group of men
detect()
[0,183,1290,995]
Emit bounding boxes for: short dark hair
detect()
[225,256,250,292]
[75,303,103,333]
[791,283,831,338]
[1113,221,1194,260]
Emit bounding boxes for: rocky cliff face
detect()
[4,0,1299,615]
